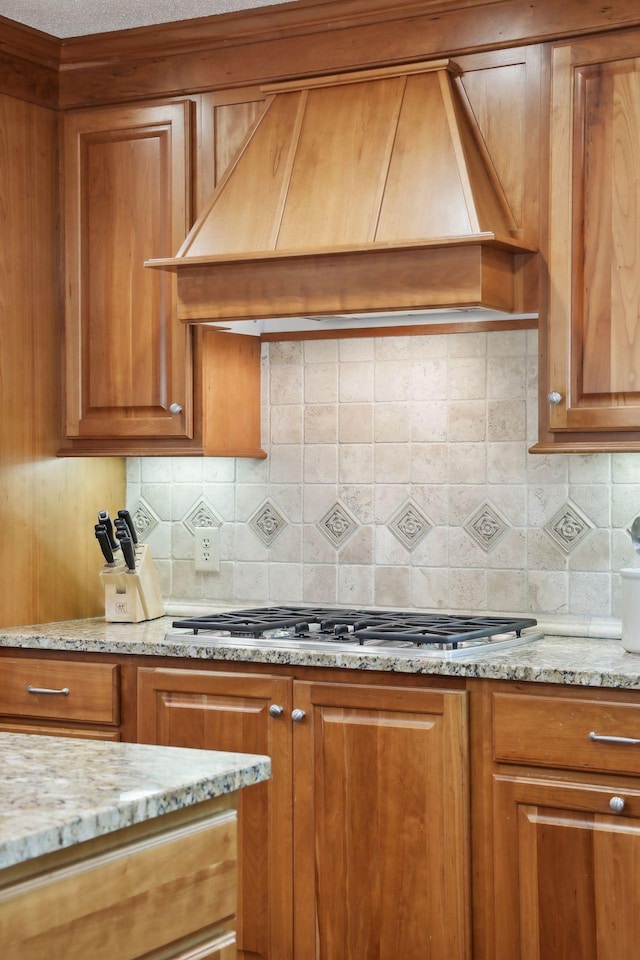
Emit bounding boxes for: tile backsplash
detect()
[126,329,640,624]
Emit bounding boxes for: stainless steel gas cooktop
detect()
[168,606,543,659]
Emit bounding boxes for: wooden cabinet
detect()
[292,680,470,960]
[539,29,640,451]
[489,686,640,959]
[60,91,266,458]
[137,667,470,960]
[137,667,294,960]
[0,796,239,960]
[62,101,193,444]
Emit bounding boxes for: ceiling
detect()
[0,0,303,38]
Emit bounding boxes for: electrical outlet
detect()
[194,526,220,572]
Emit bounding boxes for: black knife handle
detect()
[97,510,119,550]
[114,518,129,540]
[94,524,115,565]
[120,536,136,572]
[117,509,138,544]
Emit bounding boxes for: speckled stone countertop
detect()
[1,614,640,688]
[0,733,270,871]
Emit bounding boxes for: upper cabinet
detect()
[62,101,192,443]
[539,30,640,452]
[60,92,266,458]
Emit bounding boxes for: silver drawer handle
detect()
[589,731,640,746]
[27,685,70,696]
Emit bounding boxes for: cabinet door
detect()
[547,33,640,435]
[493,773,640,959]
[292,681,470,960]
[137,667,293,960]
[63,102,191,440]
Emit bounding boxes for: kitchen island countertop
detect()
[0,732,270,870]
[1,614,640,688]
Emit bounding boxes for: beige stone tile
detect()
[448,568,487,610]
[375,525,412,565]
[302,524,338,563]
[526,570,569,615]
[304,444,338,484]
[269,525,303,564]
[374,566,412,607]
[487,400,526,441]
[340,484,374,523]
[339,361,375,402]
[410,359,448,400]
[268,563,304,603]
[526,453,569,484]
[611,484,640,527]
[447,331,487,357]
[409,525,447,566]
[449,442,487,484]
[374,402,410,442]
[234,561,270,602]
[487,442,527,483]
[410,566,449,609]
[410,400,448,442]
[487,357,526,400]
[268,341,303,364]
[410,443,449,483]
[569,454,611,483]
[270,363,303,403]
[339,338,375,361]
[487,569,527,612]
[486,529,527,569]
[269,444,303,483]
[375,360,411,401]
[448,358,487,400]
[487,329,528,357]
[304,404,338,443]
[448,400,487,441]
[302,564,337,604]
[304,362,338,403]
[339,445,374,484]
[374,443,411,483]
[375,337,413,360]
[526,527,568,570]
[303,484,338,523]
[568,572,611,616]
[271,404,303,444]
[339,526,374,564]
[339,403,373,442]
[568,529,611,571]
[337,564,374,605]
[304,340,338,363]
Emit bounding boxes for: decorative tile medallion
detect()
[544,500,594,554]
[249,500,288,546]
[130,498,160,542]
[317,500,359,548]
[464,500,510,553]
[388,499,432,551]
[183,498,222,536]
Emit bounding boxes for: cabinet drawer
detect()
[493,692,640,776]
[0,659,120,725]
[0,809,237,960]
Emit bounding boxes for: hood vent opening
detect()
[146,59,537,333]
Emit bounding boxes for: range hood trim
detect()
[146,231,536,271]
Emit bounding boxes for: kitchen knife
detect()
[94,524,115,565]
[119,535,136,572]
[117,509,138,544]
[97,510,119,551]
[114,518,129,541]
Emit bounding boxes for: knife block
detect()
[100,544,165,623]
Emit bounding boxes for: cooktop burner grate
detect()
[172,607,538,648]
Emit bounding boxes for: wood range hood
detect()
[147,59,537,335]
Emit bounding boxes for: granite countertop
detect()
[2,614,640,688]
[0,733,270,871]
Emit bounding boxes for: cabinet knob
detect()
[547,391,563,405]
[269,704,284,718]
[609,796,625,813]
[291,708,306,723]
[169,402,183,415]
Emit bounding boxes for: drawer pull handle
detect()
[589,731,640,746]
[27,685,70,696]
[609,796,626,813]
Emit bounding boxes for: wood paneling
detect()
[0,91,125,628]
[52,0,640,109]
[0,16,58,106]
[0,658,119,724]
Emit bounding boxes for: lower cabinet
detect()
[489,686,640,960]
[137,667,470,960]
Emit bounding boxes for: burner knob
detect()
[269,704,284,718]
[291,708,306,723]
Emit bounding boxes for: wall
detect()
[0,89,125,628]
[127,328,640,625]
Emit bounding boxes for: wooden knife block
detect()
[100,544,165,623]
